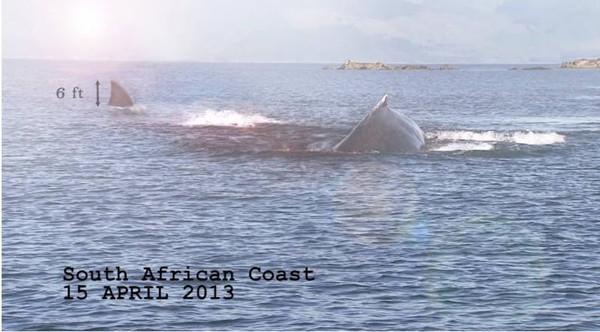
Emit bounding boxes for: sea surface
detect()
[3,60,600,330]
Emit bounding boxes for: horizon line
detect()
[2,57,568,65]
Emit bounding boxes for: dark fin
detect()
[109,80,134,107]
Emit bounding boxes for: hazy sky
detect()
[3,0,600,63]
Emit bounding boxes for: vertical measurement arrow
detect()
[95,80,100,106]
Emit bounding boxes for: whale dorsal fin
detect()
[373,94,388,111]
[333,93,424,153]
[109,80,134,107]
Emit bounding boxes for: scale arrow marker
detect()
[95,80,100,106]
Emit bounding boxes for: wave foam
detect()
[427,130,565,145]
[432,142,494,152]
[573,95,600,100]
[109,104,146,113]
[511,131,565,145]
[183,109,281,128]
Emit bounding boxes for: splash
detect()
[183,109,281,128]
[432,142,494,152]
[429,130,501,142]
[108,104,146,113]
[511,131,566,145]
[427,130,565,145]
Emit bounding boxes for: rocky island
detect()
[337,60,392,70]
[560,58,600,69]
[336,60,456,71]
[509,66,551,70]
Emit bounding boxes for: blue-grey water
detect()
[3,60,600,330]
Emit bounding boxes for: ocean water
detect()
[3,60,600,330]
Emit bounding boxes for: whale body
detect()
[334,95,425,153]
[109,80,134,107]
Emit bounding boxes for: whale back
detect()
[109,80,134,107]
[334,95,424,153]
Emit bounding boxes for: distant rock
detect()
[560,58,600,69]
[510,66,551,70]
[338,60,392,70]
[436,64,458,70]
[336,60,457,71]
[394,64,430,70]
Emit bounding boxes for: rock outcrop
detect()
[395,64,429,70]
[336,60,457,71]
[510,66,551,70]
[560,58,600,69]
[338,60,392,70]
[437,64,457,70]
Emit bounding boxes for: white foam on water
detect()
[573,95,600,100]
[108,104,146,113]
[432,142,495,152]
[428,130,500,142]
[427,130,566,145]
[183,109,281,128]
[512,131,566,145]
